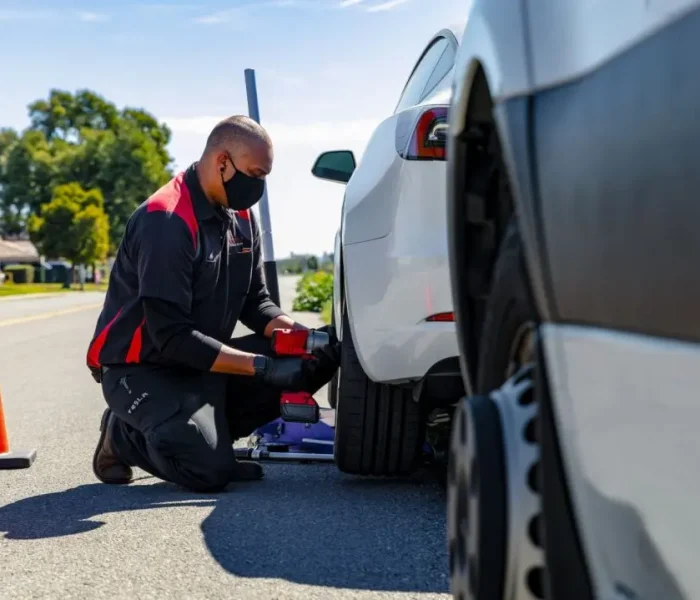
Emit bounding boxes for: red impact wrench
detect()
[270,329,330,424]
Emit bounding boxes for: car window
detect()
[422,43,456,99]
[395,38,449,113]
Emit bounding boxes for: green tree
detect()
[0,128,17,156]
[2,89,172,249]
[0,130,60,234]
[0,128,19,236]
[72,204,110,266]
[28,89,119,142]
[28,183,110,283]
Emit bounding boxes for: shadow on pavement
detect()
[0,466,449,594]
[0,479,216,539]
[202,465,449,593]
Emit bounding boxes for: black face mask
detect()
[221,158,266,211]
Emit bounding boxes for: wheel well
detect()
[450,65,516,387]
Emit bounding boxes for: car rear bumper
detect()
[343,232,459,384]
[542,323,697,600]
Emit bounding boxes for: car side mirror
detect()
[312,150,356,184]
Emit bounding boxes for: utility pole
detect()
[244,68,281,307]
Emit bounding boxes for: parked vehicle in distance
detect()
[445,2,700,599]
[311,24,465,477]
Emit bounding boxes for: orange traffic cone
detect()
[0,386,36,469]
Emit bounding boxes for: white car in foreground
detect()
[311,24,465,477]
[445,1,700,599]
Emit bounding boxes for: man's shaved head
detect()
[204,115,272,157]
[197,115,274,209]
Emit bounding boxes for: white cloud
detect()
[77,12,110,23]
[339,0,367,7]
[367,0,411,11]
[164,115,379,148]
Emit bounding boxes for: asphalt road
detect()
[0,275,450,600]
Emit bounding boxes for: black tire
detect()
[333,304,423,476]
[476,221,538,394]
[462,220,592,598]
[449,222,536,599]
[448,395,507,600]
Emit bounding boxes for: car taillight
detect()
[403,107,448,161]
[426,312,455,322]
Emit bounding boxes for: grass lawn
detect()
[0,282,108,297]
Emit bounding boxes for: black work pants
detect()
[100,334,326,493]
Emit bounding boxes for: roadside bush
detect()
[321,298,333,324]
[4,265,35,284]
[292,270,333,313]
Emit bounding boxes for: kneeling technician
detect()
[86,115,340,493]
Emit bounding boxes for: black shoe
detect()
[230,460,264,482]
[93,409,133,485]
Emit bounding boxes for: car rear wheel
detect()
[333,303,424,476]
[448,224,592,599]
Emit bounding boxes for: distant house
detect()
[0,238,41,269]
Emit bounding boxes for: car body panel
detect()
[449,0,531,138]
[328,28,462,383]
[532,5,700,343]
[342,117,405,246]
[527,0,700,92]
[543,324,695,600]
[529,12,700,597]
[449,1,700,596]
[343,158,457,383]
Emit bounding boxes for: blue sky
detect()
[0,0,465,257]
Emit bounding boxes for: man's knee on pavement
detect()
[147,420,233,493]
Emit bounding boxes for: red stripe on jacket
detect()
[87,308,123,368]
[146,172,199,248]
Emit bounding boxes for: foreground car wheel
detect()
[448,223,593,598]
[333,305,423,476]
[449,223,545,598]
[448,367,545,600]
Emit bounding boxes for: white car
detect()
[445,2,700,599]
[311,24,465,477]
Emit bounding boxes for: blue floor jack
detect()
[233,404,336,464]
[233,328,337,464]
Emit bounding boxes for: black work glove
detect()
[254,356,314,391]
